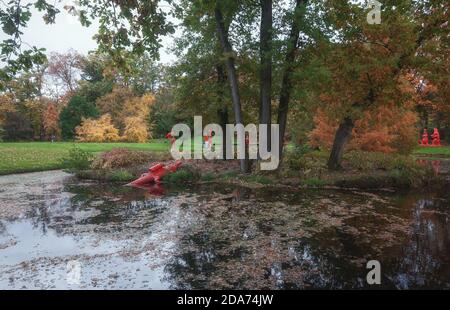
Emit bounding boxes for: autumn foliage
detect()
[75,114,120,142]
[75,90,154,142]
[43,103,60,138]
[310,104,418,154]
[122,116,149,143]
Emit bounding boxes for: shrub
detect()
[108,169,135,182]
[345,151,419,172]
[91,148,161,170]
[219,171,239,179]
[201,172,216,182]
[284,144,311,171]
[61,146,93,171]
[162,165,200,184]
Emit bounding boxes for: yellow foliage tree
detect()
[92,86,155,142]
[122,116,150,143]
[121,93,155,120]
[95,86,134,129]
[75,114,120,142]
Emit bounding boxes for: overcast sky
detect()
[0,0,177,64]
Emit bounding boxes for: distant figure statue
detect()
[431,128,441,146]
[419,128,429,146]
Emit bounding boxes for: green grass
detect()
[413,146,450,157]
[0,141,169,175]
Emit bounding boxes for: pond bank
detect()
[73,157,449,192]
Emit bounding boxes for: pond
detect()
[0,165,448,289]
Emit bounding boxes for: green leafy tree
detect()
[0,1,58,88]
[59,95,99,140]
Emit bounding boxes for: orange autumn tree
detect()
[43,102,60,139]
[310,104,418,154]
[313,0,448,169]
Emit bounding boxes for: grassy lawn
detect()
[413,146,450,157]
[0,141,170,175]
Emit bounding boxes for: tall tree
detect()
[259,0,273,149]
[277,0,307,158]
[46,50,83,94]
[214,1,249,173]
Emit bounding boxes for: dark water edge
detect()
[0,168,448,290]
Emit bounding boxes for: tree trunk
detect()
[216,64,228,159]
[327,117,355,170]
[214,3,249,173]
[217,106,228,159]
[277,0,306,159]
[259,0,272,150]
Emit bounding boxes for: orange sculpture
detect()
[431,128,441,146]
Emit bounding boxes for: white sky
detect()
[0,0,177,64]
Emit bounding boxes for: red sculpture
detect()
[431,128,441,146]
[203,130,213,150]
[419,128,429,146]
[127,161,183,187]
[166,132,176,145]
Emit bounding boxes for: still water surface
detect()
[0,167,448,289]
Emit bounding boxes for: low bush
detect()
[108,169,135,182]
[162,165,200,184]
[201,172,216,182]
[283,144,312,171]
[345,151,419,172]
[61,146,93,171]
[91,148,165,170]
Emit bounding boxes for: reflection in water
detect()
[389,196,449,289]
[416,158,449,176]
[127,183,166,196]
[0,171,448,289]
